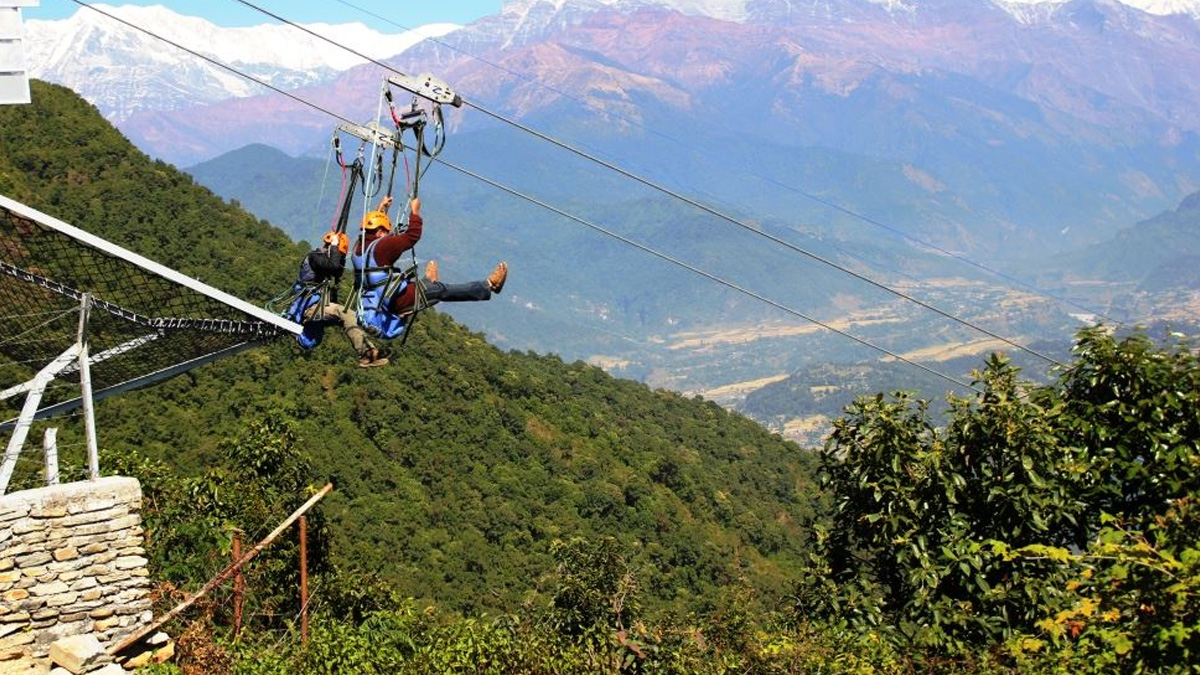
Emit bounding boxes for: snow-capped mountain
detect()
[1073,0,1200,15]
[23,4,460,122]
[498,0,1200,22]
[114,0,1200,168]
[993,0,1200,22]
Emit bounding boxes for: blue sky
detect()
[26,1,506,28]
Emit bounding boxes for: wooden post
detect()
[109,483,334,655]
[299,515,309,646]
[232,531,244,640]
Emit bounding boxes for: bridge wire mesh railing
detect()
[0,198,295,420]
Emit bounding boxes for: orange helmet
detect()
[362,210,391,233]
[323,231,348,255]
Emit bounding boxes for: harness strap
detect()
[267,278,332,324]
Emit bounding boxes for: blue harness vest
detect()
[287,254,330,350]
[351,239,409,340]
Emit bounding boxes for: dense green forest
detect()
[3,82,1199,673]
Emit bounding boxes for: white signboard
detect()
[0,1,39,105]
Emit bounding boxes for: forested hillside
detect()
[1,81,820,614]
[187,144,334,242]
[0,84,303,302]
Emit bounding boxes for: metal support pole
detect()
[232,531,244,640]
[77,294,99,480]
[1,341,259,432]
[299,515,309,646]
[43,428,59,486]
[0,342,82,496]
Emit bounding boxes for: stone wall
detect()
[0,477,151,663]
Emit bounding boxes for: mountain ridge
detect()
[497,0,1200,22]
[1053,190,1200,290]
[111,0,1200,225]
[134,0,1200,252]
[25,4,460,121]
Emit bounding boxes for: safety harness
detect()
[268,139,367,349]
[347,73,460,348]
[268,72,461,353]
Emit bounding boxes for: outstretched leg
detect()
[420,261,508,303]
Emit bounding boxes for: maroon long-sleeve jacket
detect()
[353,212,423,314]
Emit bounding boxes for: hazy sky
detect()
[25,1,507,28]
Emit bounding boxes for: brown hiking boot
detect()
[424,259,439,283]
[487,261,508,294]
[357,348,389,368]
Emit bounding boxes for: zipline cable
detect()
[311,142,335,238]
[440,160,979,391]
[68,1,351,124]
[69,0,980,393]
[751,177,1124,325]
[225,0,1067,369]
[462,104,1068,368]
[331,0,1121,326]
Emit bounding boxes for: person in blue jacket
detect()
[290,230,389,368]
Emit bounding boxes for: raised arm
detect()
[372,198,423,266]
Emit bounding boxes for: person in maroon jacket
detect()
[351,196,507,339]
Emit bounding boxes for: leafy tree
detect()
[106,411,331,630]
[798,328,1200,661]
[547,536,641,636]
[1001,498,1200,674]
[1059,327,1200,533]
